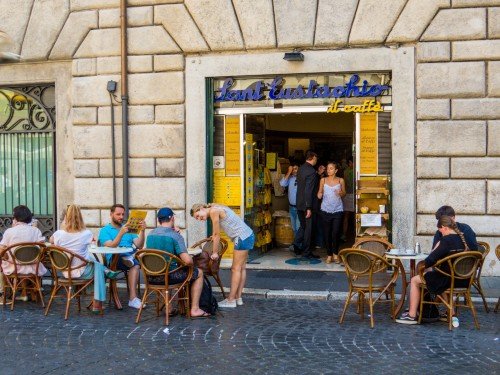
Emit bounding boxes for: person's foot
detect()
[128,297,146,309]
[292,244,302,256]
[122,255,135,268]
[325,256,332,264]
[191,308,211,317]
[218,299,237,308]
[396,312,418,325]
[236,297,243,306]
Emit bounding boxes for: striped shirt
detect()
[214,204,253,242]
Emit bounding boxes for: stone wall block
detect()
[417,62,485,98]
[99,158,123,177]
[72,75,120,106]
[0,0,33,54]
[75,178,114,207]
[129,158,155,177]
[416,157,449,178]
[155,105,184,124]
[72,58,97,76]
[417,214,499,237]
[488,61,500,96]
[422,8,486,41]
[129,177,185,208]
[452,0,500,7]
[129,125,184,157]
[154,4,209,52]
[233,0,276,49]
[416,42,450,63]
[50,10,98,60]
[417,180,486,214]
[81,209,101,227]
[349,0,407,45]
[155,158,185,177]
[452,98,500,119]
[128,26,179,55]
[99,6,153,28]
[96,55,152,74]
[487,180,500,214]
[388,0,449,43]
[71,0,119,11]
[75,28,120,58]
[128,72,184,105]
[74,159,99,177]
[417,99,450,120]
[21,0,70,60]
[452,40,500,61]
[451,157,500,178]
[489,7,500,38]
[98,105,154,125]
[73,107,97,125]
[172,210,186,228]
[488,120,500,155]
[417,121,486,156]
[184,0,244,50]
[313,0,359,47]
[154,55,185,72]
[73,126,122,158]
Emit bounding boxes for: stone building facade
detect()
[0,0,498,274]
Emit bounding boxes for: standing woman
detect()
[317,162,346,264]
[191,203,254,308]
[50,205,119,313]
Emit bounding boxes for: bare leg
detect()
[408,275,422,317]
[190,269,207,316]
[128,265,140,301]
[228,251,247,301]
[236,251,248,299]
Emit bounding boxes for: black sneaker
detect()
[396,312,418,325]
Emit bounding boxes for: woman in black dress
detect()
[396,215,468,324]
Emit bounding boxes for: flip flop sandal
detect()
[190,312,212,319]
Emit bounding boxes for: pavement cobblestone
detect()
[0,292,498,374]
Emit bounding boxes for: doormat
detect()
[285,257,322,265]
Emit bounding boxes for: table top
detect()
[88,246,133,254]
[187,248,202,256]
[385,250,427,260]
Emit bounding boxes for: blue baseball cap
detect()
[157,207,174,221]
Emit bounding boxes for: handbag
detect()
[191,238,225,274]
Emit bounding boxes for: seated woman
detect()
[50,205,119,313]
[396,215,468,325]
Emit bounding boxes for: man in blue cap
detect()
[146,207,209,318]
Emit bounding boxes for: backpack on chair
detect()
[420,290,440,323]
[198,276,218,315]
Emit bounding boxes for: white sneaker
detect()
[128,297,146,309]
[122,256,135,268]
[218,299,237,308]
[15,295,29,302]
[236,298,243,306]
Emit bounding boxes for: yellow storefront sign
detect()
[360,113,378,175]
[225,116,240,175]
[327,99,383,114]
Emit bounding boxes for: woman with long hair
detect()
[396,215,469,325]
[317,162,346,264]
[50,205,119,313]
[190,203,254,308]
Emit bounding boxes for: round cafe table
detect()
[385,250,427,318]
[88,246,133,310]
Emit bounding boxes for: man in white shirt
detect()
[279,164,299,235]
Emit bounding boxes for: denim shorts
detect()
[234,233,255,250]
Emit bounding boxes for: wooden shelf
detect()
[356,188,389,195]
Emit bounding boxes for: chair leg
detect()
[474,281,490,313]
[165,290,169,326]
[44,285,60,316]
[10,280,17,311]
[360,293,365,320]
[467,292,480,330]
[37,278,45,308]
[339,290,353,324]
[64,287,72,320]
[135,289,149,324]
[495,297,500,313]
[212,273,226,299]
[369,292,375,328]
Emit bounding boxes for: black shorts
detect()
[148,268,199,285]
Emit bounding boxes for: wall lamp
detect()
[283,50,304,62]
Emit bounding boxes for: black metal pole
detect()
[120,0,129,215]
[110,95,116,204]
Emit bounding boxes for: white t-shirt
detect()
[53,229,93,277]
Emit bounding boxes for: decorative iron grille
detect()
[0,84,56,238]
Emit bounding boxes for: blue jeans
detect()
[235,233,255,250]
[80,261,107,302]
[289,206,299,235]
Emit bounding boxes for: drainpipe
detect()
[120,0,129,214]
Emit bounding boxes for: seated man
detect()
[0,205,47,302]
[146,207,209,318]
[98,204,146,309]
[432,206,478,250]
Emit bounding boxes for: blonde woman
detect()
[49,205,119,313]
[191,203,254,308]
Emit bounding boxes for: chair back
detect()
[474,241,490,280]
[140,252,168,275]
[340,248,395,282]
[432,251,482,290]
[0,242,46,276]
[136,249,192,288]
[353,238,393,257]
[496,244,500,261]
[45,245,89,282]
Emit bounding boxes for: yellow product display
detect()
[264,210,272,225]
[264,187,272,204]
[264,229,272,244]
[221,232,234,259]
[264,167,272,185]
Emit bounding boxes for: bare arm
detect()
[103,226,129,248]
[179,252,193,266]
[133,220,147,249]
[210,209,221,260]
[338,178,346,198]
[317,178,325,199]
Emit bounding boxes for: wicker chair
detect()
[473,241,490,312]
[44,245,94,320]
[339,248,399,328]
[135,249,193,325]
[495,245,500,313]
[417,251,482,330]
[190,237,228,298]
[353,237,394,257]
[0,242,46,310]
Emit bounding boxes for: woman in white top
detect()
[49,205,119,313]
[317,162,346,264]
[191,203,254,309]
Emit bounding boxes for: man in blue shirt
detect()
[279,163,299,235]
[432,205,478,250]
[99,204,146,309]
[146,207,209,317]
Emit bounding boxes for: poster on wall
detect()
[245,133,254,208]
[359,113,378,175]
[225,116,240,176]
